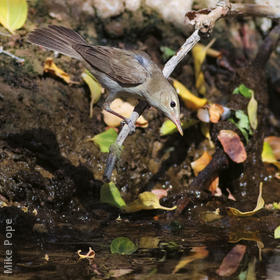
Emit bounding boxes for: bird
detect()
[28,25,183,135]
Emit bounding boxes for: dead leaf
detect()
[102,98,148,127]
[209,177,221,196]
[44,57,76,84]
[172,79,207,110]
[209,104,224,123]
[216,245,246,277]
[227,182,264,216]
[77,247,95,259]
[191,151,212,176]
[264,136,280,160]
[151,189,168,200]
[124,192,176,213]
[218,130,247,163]
[262,141,280,169]
[247,91,258,130]
[172,247,208,274]
[81,69,104,118]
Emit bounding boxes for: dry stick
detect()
[104,30,202,182]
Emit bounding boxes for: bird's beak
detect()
[170,114,183,136]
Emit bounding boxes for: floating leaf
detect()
[160,46,176,61]
[82,69,103,118]
[44,57,75,84]
[124,192,176,213]
[0,0,28,34]
[100,182,126,209]
[218,130,247,163]
[109,269,133,278]
[77,247,95,259]
[88,128,118,153]
[274,225,280,239]
[216,245,246,277]
[139,237,160,249]
[247,91,258,130]
[172,247,208,274]
[262,141,280,169]
[160,119,197,136]
[229,110,252,142]
[227,182,264,216]
[173,79,207,110]
[102,98,148,128]
[233,84,253,98]
[110,237,137,255]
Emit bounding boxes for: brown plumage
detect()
[28,25,183,135]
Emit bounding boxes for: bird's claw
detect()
[122,118,136,133]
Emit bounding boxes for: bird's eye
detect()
[170,101,176,108]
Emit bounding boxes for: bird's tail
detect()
[28,25,88,59]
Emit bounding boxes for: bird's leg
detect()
[104,94,136,132]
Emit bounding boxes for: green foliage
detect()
[160,46,176,61]
[229,110,252,143]
[233,84,253,98]
[100,182,126,209]
[274,225,280,239]
[90,128,118,153]
[110,237,137,255]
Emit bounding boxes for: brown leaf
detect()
[216,244,246,277]
[209,103,224,123]
[218,130,247,163]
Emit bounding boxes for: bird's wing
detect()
[73,45,150,86]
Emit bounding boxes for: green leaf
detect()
[100,182,126,209]
[0,0,28,34]
[233,84,253,98]
[89,128,117,153]
[160,46,176,61]
[82,69,103,118]
[247,92,258,130]
[274,225,280,239]
[110,237,137,255]
[229,110,253,143]
[160,119,197,136]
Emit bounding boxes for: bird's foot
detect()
[122,118,136,134]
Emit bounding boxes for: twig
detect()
[103,101,148,182]
[0,46,25,63]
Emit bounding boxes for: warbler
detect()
[28,25,183,135]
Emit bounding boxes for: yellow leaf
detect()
[262,141,280,169]
[191,151,212,176]
[227,182,264,216]
[192,44,207,95]
[44,57,75,84]
[172,79,207,110]
[0,0,28,34]
[82,69,104,118]
[124,192,176,213]
[160,119,197,136]
[247,92,258,130]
